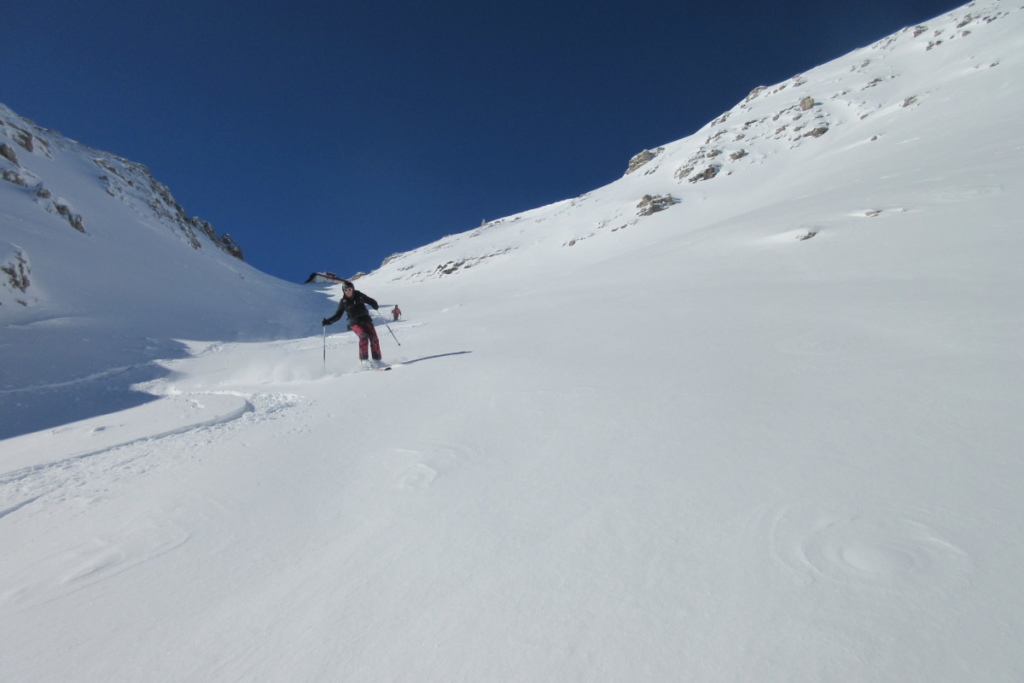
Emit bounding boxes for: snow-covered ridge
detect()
[636,1,1016,179]
[0,102,241,264]
[373,0,1022,283]
[0,105,326,438]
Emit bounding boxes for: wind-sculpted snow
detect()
[763,505,975,593]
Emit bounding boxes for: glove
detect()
[373,305,379,311]
[322,318,330,326]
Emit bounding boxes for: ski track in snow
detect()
[0,387,309,612]
[0,391,300,524]
[0,362,149,394]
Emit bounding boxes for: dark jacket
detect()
[323,290,379,327]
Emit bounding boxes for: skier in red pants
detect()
[322,280,384,369]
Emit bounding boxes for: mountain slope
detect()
[370,0,1021,289]
[1,1,1023,681]
[1,104,326,438]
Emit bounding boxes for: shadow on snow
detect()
[399,351,473,366]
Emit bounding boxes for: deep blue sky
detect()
[3,0,963,281]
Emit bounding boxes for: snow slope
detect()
[1,103,326,438]
[2,1,1024,680]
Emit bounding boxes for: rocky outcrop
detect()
[1,134,89,234]
[51,200,86,233]
[0,118,50,157]
[636,194,680,216]
[626,147,665,175]
[95,155,244,259]
[0,143,18,164]
[0,247,35,308]
[217,232,243,260]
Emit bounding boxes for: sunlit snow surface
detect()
[2,2,1023,680]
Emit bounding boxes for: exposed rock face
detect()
[0,248,36,309]
[0,143,18,164]
[636,194,680,216]
[218,232,243,260]
[626,147,665,175]
[52,201,86,233]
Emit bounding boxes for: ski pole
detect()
[375,309,401,346]
[322,325,327,371]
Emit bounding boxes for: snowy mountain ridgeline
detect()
[1,2,1023,680]
[1,102,243,306]
[373,0,1021,286]
[0,103,326,437]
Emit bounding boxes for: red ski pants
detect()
[349,321,381,360]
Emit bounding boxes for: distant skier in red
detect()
[322,280,384,369]
[392,305,402,321]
